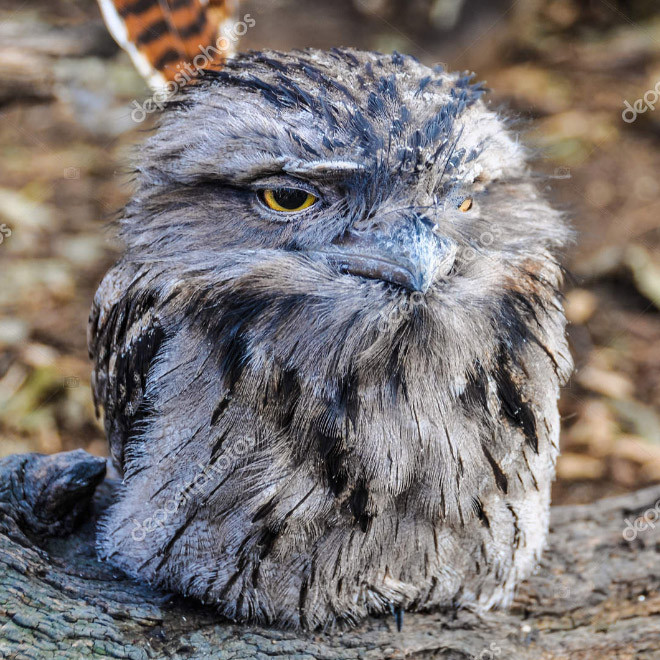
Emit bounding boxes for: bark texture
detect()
[0,450,658,659]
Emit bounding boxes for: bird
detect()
[90,3,573,631]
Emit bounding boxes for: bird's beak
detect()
[319,217,454,293]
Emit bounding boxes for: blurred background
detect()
[0,0,659,505]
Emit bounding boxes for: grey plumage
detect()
[89,48,573,629]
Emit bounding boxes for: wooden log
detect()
[0,450,659,659]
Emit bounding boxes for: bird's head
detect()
[120,48,569,389]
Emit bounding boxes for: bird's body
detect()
[89,48,572,629]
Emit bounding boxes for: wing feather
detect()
[96,0,239,90]
[89,267,166,472]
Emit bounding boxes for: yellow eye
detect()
[260,188,317,213]
[459,198,473,212]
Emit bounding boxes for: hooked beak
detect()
[317,218,455,293]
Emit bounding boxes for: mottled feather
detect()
[90,48,572,629]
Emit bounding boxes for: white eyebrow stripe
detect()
[284,160,366,176]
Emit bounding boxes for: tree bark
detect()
[0,450,658,659]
